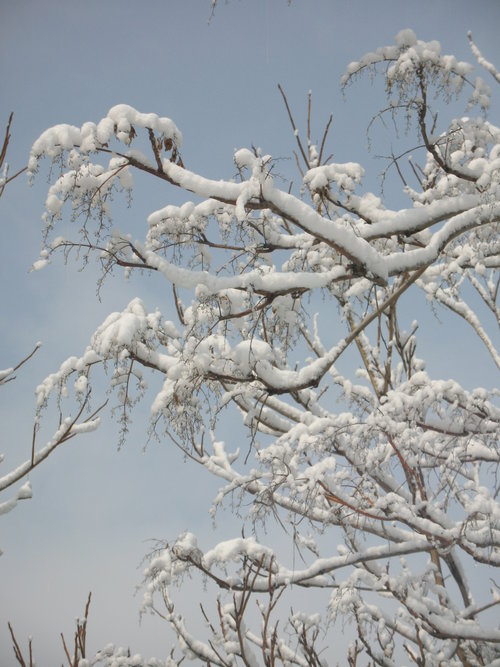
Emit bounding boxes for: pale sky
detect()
[1,1,499,663]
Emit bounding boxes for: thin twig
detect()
[8,622,28,667]
[318,113,333,166]
[278,84,309,169]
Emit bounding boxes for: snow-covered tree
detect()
[27,31,500,665]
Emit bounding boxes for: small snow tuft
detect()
[395,29,417,48]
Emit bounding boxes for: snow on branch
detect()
[468,31,500,85]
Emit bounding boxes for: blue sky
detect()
[1,0,499,663]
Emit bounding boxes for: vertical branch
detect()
[0,112,27,198]
[382,304,395,395]
[232,555,266,667]
[0,112,13,170]
[60,632,73,667]
[318,112,333,165]
[307,90,312,158]
[76,592,92,658]
[8,622,29,667]
[278,84,310,170]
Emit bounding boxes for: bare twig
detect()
[278,84,309,169]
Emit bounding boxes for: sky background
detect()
[1,0,499,663]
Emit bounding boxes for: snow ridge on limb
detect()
[468,31,500,85]
[29,29,500,666]
[28,104,182,170]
